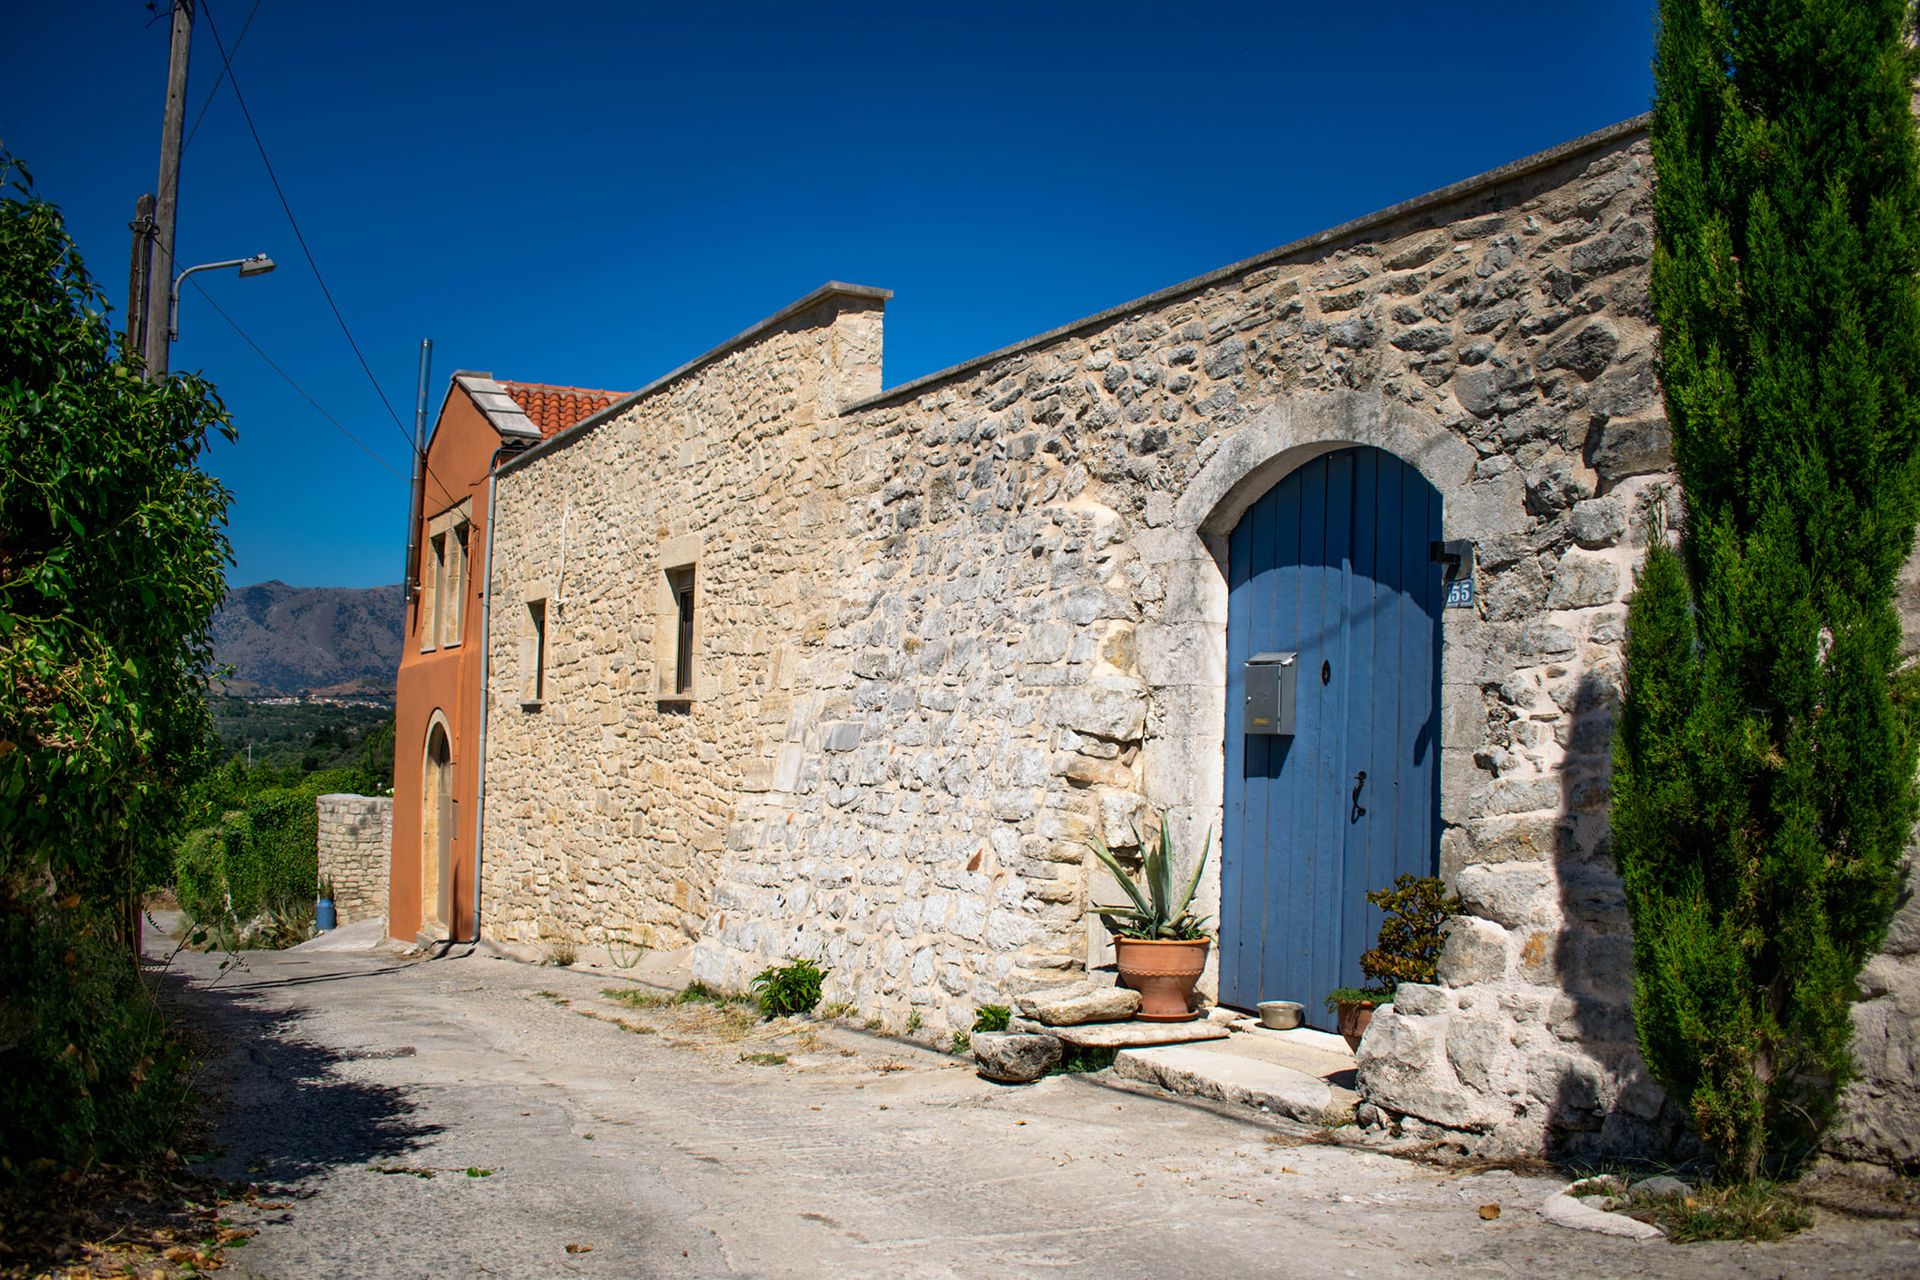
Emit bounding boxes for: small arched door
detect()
[1220,446,1444,1027]
[422,721,453,932]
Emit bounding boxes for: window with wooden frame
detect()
[421,503,472,651]
[667,566,695,697]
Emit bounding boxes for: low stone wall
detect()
[317,793,392,928]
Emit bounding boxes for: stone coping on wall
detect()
[841,114,1652,415]
[493,281,895,480]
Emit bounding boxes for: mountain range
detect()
[211,580,405,702]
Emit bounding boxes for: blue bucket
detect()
[316,898,337,931]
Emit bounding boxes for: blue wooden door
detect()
[1220,447,1443,1028]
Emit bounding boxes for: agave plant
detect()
[1089,813,1212,941]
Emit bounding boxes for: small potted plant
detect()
[1088,813,1212,1022]
[316,874,337,932]
[1327,873,1461,1050]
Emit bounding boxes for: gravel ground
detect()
[153,935,1920,1279]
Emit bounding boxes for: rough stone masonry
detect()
[317,793,392,929]
[475,115,1918,1167]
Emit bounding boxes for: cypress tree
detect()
[1615,0,1920,1180]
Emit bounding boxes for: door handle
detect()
[1351,770,1368,821]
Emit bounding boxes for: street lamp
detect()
[170,253,275,341]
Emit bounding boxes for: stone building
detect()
[388,373,625,945]
[471,115,1917,1165]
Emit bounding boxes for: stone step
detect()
[1012,1017,1230,1049]
[1112,1044,1347,1126]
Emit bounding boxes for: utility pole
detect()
[141,0,194,378]
[124,194,155,359]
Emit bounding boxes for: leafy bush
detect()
[750,958,827,1018]
[0,900,192,1182]
[1359,874,1460,992]
[972,1004,1011,1033]
[173,764,370,939]
[0,150,230,1180]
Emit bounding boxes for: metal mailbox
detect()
[1244,651,1297,736]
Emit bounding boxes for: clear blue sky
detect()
[5,2,1656,589]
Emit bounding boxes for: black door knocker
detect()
[1321,659,1331,686]
[1351,770,1368,822]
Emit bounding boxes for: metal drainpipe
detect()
[469,444,511,943]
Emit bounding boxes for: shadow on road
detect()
[149,957,442,1186]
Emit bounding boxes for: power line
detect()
[181,0,260,153]
[189,278,408,484]
[198,0,454,507]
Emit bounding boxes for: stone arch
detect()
[1140,391,1482,1001]
[421,710,453,933]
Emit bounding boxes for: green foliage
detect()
[905,1009,923,1033]
[0,151,229,1179]
[1049,1046,1117,1075]
[1324,986,1387,1011]
[1088,812,1212,941]
[750,958,827,1018]
[1619,0,1920,1181]
[1359,874,1461,992]
[948,1030,972,1055]
[172,764,368,938]
[972,1004,1011,1033]
[207,696,393,782]
[1627,1180,1811,1243]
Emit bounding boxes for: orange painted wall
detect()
[388,385,501,942]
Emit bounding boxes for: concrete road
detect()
[153,935,1918,1279]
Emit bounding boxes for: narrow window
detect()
[668,566,695,696]
[444,520,469,647]
[424,532,447,650]
[525,598,547,704]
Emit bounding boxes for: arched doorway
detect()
[421,719,453,933]
[1219,445,1444,1027]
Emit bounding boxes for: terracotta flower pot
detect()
[1335,1000,1376,1052]
[1113,936,1210,1022]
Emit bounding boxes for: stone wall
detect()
[479,287,886,951]
[674,120,1673,1163]
[317,793,392,927]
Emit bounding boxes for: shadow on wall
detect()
[1540,667,1691,1163]
[150,963,439,1185]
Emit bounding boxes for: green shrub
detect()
[0,149,229,1182]
[1617,0,1920,1180]
[0,899,191,1182]
[750,958,827,1018]
[173,765,368,938]
[1359,874,1460,993]
[972,1004,1011,1033]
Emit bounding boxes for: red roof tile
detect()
[498,381,628,437]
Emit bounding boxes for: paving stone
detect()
[1112,1045,1338,1125]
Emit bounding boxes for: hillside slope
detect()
[211,581,405,701]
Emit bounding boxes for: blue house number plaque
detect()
[1445,577,1475,610]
